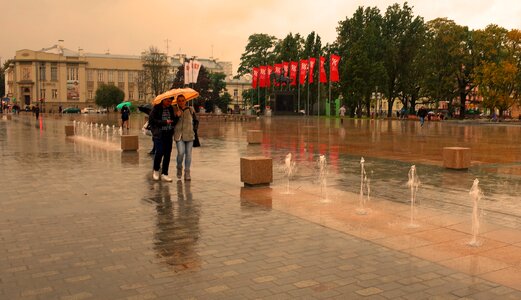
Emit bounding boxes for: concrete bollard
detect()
[121,135,139,151]
[247,130,263,144]
[240,156,273,187]
[443,147,471,169]
[65,125,75,136]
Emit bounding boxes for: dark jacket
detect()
[149,104,178,139]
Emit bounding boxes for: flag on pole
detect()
[289,61,298,86]
[267,66,274,87]
[184,59,201,84]
[282,62,289,77]
[299,59,308,85]
[330,54,340,82]
[274,64,282,86]
[252,67,259,88]
[308,58,316,83]
[319,56,327,83]
[184,62,191,85]
[259,66,267,87]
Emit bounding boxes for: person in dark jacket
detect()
[417,106,428,127]
[149,97,178,182]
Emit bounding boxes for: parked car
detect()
[62,107,81,114]
[96,107,108,113]
[81,107,96,114]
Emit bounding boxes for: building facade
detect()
[5,41,240,112]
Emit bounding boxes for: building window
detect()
[51,64,58,81]
[39,63,46,81]
[88,90,93,100]
[108,70,114,83]
[98,70,104,82]
[52,89,58,99]
[118,71,124,83]
[67,66,78,81]
[87,70,94,82]
[129,91,134,100]
[41,89,46,99]
[139,91,145,100]
[22,67,31,80]
[128,71,134,83]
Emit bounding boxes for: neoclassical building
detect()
[4,41,243,112]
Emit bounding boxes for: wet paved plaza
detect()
[1,113,521,299]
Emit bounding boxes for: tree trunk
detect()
[459,90,466,120]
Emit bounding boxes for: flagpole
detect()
[317,56,320,118]
[307,57,310,116]
[328,80,331,118]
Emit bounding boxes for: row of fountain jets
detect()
[283,153,484,247]
[73,120,124,141]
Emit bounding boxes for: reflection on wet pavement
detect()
[2,114,521,298]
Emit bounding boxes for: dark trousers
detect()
[153,135,173,175]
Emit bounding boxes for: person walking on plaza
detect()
[417,106,428,127]
[34,105,40,120]
[149,97,177,182]
[339,105,346,124]
[174,95,198,181]
[121,105,130,133]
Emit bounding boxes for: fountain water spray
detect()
[356,157,371,215]
[318,155,328,201]
[283,153,296,194]
[468,178,483,247]
[406,165,421,228]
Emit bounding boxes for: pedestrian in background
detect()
[174,95,197,181]
[121,105,130,133]
[149,97,177,182]
[339,105,346,124]
[417,106,428,127]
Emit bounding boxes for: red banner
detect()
[299,59,308,85]
[267,66,274,87]
[330,54,340,82]
[308,58,316,83]
[259,66,267,87]
[289,61,298,86]
[252,67,259,88]
[274,64,282,86]
[282,62,289,77]
[319,57,327,83]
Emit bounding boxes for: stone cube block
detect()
[240,156,272,186]
[65,125,75,136]
[247,130,263,144]
[121,135,139,151]
[443,147,471,169]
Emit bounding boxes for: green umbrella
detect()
[116,101,132,110]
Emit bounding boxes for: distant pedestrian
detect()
[121,105,130,132]
[34,105,40,120]
[339,105,346,124]
[58,105,62,114]
[174,95,198,181]
[149,97,177,182]
[417,106,428,127]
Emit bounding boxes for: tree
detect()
[336,6,386,117]
[476,28,521,117]
[0,59,13,98]
[95,84,125,109]
[237,34,278,76]
[141,46,171,97]
[381,2,425,117]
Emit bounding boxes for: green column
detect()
[335,98,340,117]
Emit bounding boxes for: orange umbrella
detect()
[152,88,199,105]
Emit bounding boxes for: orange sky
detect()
[2,0,520,75]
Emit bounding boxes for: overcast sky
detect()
[2,0,520,75]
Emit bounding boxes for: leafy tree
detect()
[381,2,425,117]
[422,18,463,110]
[273,33,304,63]
[237,34,278,76]
[141,46,171,97]
[95,84,125,109]
[476,28,521,117]
[336,6,386,117]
